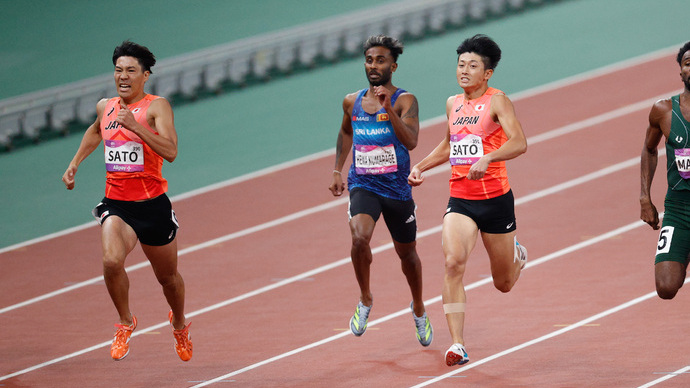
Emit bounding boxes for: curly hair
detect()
[677,41,690,66]
[363,35,404,62]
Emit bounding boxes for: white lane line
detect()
[526,91,680,146]
[637,366,690,388]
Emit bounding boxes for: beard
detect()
[684,76,690,92]
[367,71,391,86]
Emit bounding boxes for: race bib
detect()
[656,226,674,255]
[675,148,690,179]
[449,133,483,165]
[105,140,144,172]
[354,144,398,175]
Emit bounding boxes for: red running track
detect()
[2,50,689,388]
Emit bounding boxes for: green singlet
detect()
[656,95,690,264]
[665,95,690,191]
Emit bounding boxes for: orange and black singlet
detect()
[100,94,168,201]
[448,87,510,200]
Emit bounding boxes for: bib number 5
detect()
[656,226,674,255]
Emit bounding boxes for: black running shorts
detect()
[348,187,417,243]
[445,190,516,234]
[92,193,179,246]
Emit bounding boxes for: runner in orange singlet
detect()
[62,41,192,362]
[101,93,169,201]
[408,35,528,366]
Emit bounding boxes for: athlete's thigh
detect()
[101,215,138,263]
[142,238,179,278]
[348,188,381,240]
[380,197,417,244]
[654,223,690,265]
[442,212,479,264]
[349,213,377,241]
[655,260,687,284]
[654,195,690,285]
[481,230,516,276]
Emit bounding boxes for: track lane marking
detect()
[638,365,690,387]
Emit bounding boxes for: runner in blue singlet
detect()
[347,87,412,201]
[328,35,433,348]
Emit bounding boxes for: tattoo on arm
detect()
[402,97,419,120]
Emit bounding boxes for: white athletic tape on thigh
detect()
[514,235,518,262]
[443,303,466,314]
[514,235,521,263]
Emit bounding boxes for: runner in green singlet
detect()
[640,41,690,300]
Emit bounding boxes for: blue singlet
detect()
[347,88,412,201]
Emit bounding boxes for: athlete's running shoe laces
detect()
[349,301,372,336]
[410,302,433,347]
[110,315,137,361]
[515,238,528,269]
[445,343,469,366]
[169,310,193,361]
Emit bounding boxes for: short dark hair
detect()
[363,35,404,62]
[112,40,156,74]
[456,34,501,70]
[677,41,690,66]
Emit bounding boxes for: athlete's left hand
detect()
[408,166,425,186]
[467,157,489,180]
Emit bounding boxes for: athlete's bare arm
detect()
[62,99,107,190]
[408,96,454,186]
[640,98,672,230]
[373,87,419,150]
[330,93,357,196]
[466,93,527,180]
[116,97,178,162]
